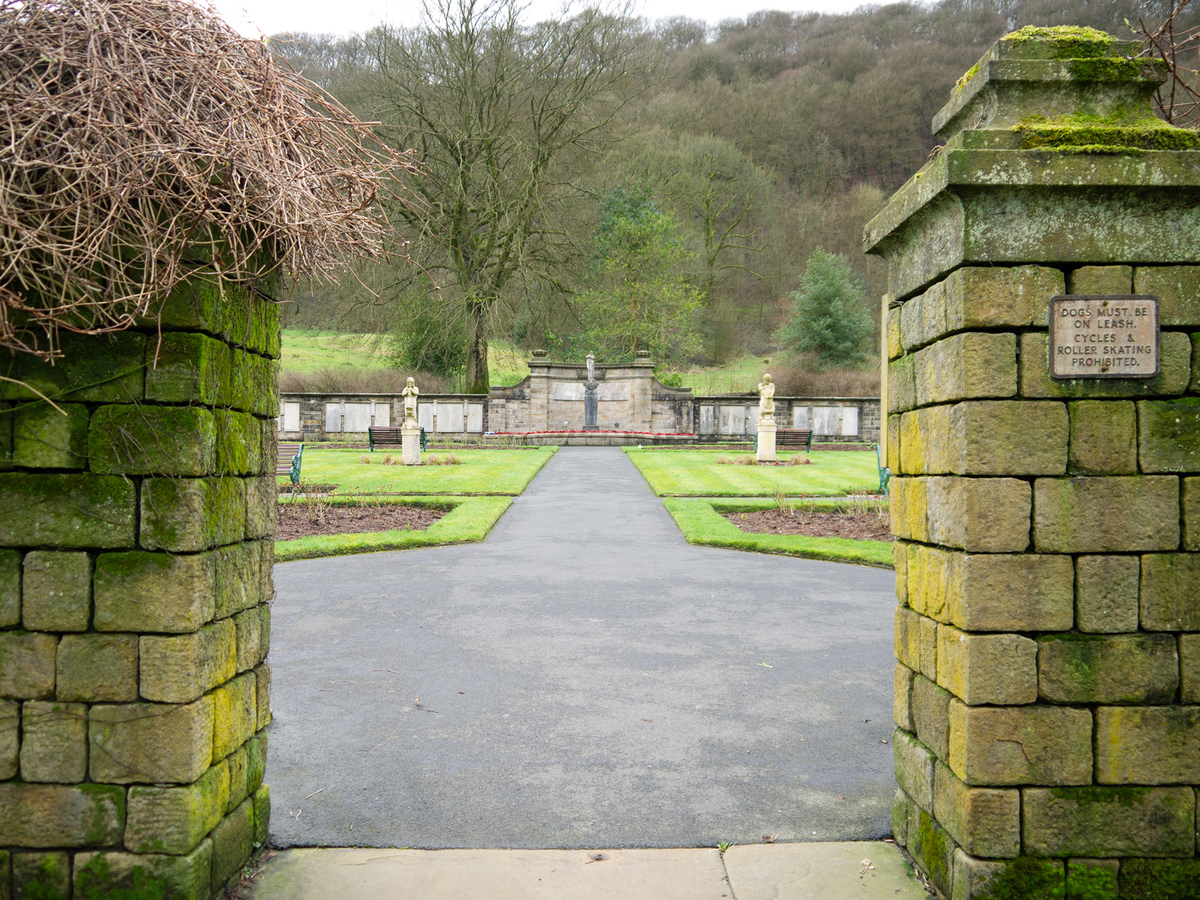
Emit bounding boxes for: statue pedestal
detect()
[756,418,777,462]
[402,421,422,465]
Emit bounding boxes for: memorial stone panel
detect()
[436,403,463,433]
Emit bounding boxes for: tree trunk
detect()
[464,299,490,394]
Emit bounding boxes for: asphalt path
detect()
[266,447,897,850]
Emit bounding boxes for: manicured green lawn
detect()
[626,448,881,497]
[663,497,893,567]
[275,495,511,561]
[283,446,556,495]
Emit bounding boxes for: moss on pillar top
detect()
[931,28,1163,141]
[1012,112,1200,154]
[999,25,1120,59]
[863,27,1200,301]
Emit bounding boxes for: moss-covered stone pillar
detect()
[0,275,279,899]
[867,26,1200,900]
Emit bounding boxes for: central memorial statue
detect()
[584,352,599,430]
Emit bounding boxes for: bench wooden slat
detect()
[775,429,812,451]
[368,426,404,441]
[276,442,302,484]
[369,425,425,452]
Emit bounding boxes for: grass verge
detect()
[275,495,512,562]
[663,497,893,567]
[626,447,879,497]
[282,446,556,495]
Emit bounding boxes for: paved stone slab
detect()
[269,449,897,848]
[724,842,929,899]
[250,847,731,900]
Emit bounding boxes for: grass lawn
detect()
[664,497,893,567]
[625,448,881,497]
[281,329,391,374]
[280,329,531,386]
[283,446,556,495]
[487,342,531,386]
[275,495,511,562]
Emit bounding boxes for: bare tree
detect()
[364,0,651,392]
[1136,0,1200,127]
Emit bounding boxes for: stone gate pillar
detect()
[866,27,1200,900]
[0,276,278,899]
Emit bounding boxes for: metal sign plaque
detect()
[1049,295,1159,379]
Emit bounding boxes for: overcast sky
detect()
[210,0,872,37]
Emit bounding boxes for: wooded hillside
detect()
[273,0,1190,388]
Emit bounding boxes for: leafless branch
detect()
[0,0,419,359]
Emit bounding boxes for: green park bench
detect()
[753,428,813,453]
[368,425,427,452]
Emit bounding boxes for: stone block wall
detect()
[0,276,277,899]
[869,28,1200,900]
[280,389,882,443]
[886,263,1200,898]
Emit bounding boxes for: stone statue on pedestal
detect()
[756,373,777,462]
[758,373,775,423]
[402,377,419,425]
[401,377,421,465]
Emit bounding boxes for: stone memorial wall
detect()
[0,277,277,899]
[278,384,880,445]
[868,27,1200,900]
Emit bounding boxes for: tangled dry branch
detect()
[1135,0,1200,127]
[0,0,417,358]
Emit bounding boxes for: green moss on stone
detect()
[80,783,127,845]
[141,477,245,552]
[210,800,254,890]
[1041,633,1106,643]
[148,277,224,333]
[0,548,19,627]
[126,763,227,855]
[1012,112,1200,154]
[88,405,215,476]
[1001,26,1116,59]
[74,856,170,900]
[1049,785,1150,807]
[144,333,226,406]
[1139,398,1200,472]
[96,550,173,581]
[1041,634,1099,696]
[245,731,267,794]
[12,401,90,469]
[956,63,980,94]
[1067,863,1118,900]
[14,852,71,900]
[976,857,1065,900]
[1067,57,1144,82]
[1120,858,1200,900]
[915,810,952,890]
[0,473,137,548]
[213,410,260,475]
[251,783,269,846]
[0,333,146,404]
